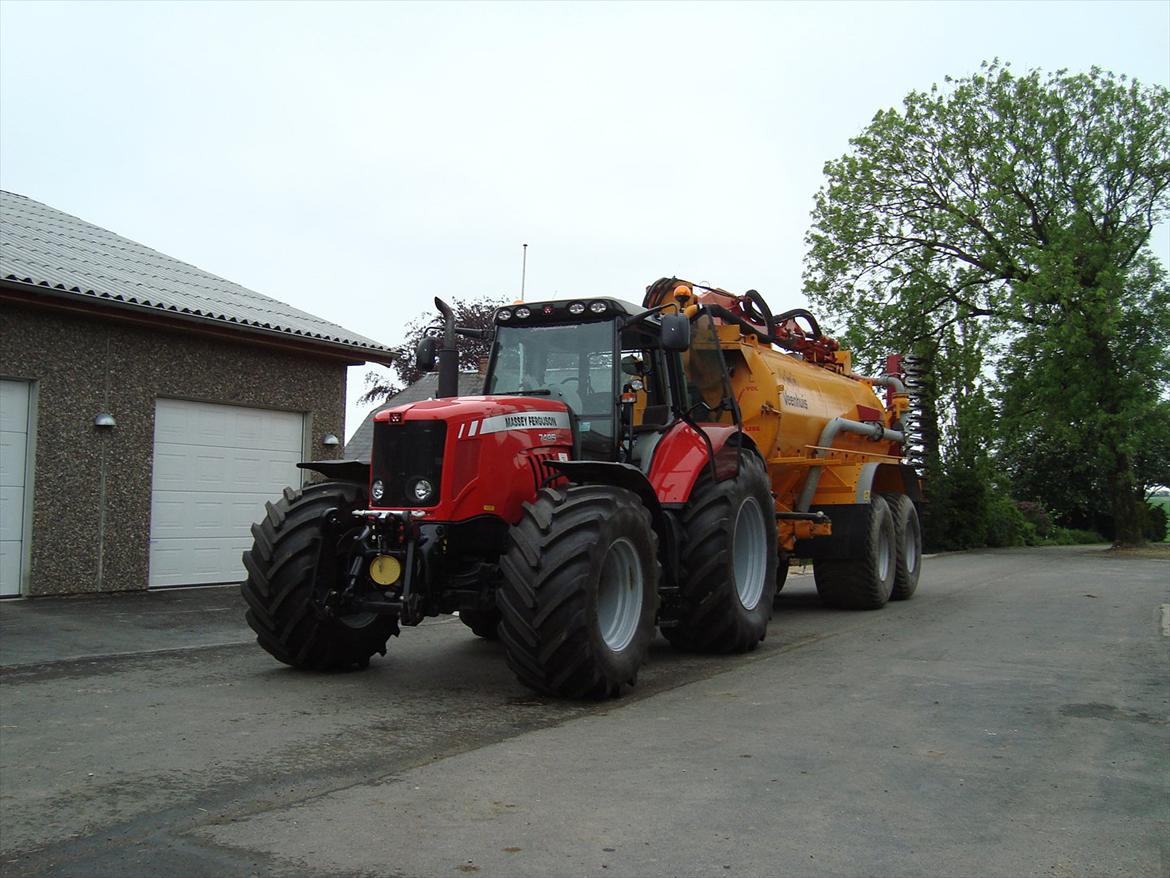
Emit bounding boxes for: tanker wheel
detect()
[459,608,501,640]
[812,495,896,610]
[882,493,922,601]
[497,485,658,698]
[241,481,399,670]
[662,451,778,653]
[775,552,790,596]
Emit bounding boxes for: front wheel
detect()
[497,486,659,698]
[241,481,399,670]
[662,452,778,653]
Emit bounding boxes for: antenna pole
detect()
[520,243,528,301]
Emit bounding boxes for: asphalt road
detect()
[1,546,1167,878]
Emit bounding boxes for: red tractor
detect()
[242,280,922,697]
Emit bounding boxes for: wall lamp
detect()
[321,432,340,447]
[94,413,116,428]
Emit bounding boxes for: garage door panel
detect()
[1,486,26,542]
[150,399,304,587]
[0,382,30,432]
[0,540,20,593]
[1,432,27,486]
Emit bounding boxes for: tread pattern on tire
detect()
[662,452,777,653]
[241,481,399,670]
[497,485,658,699]
[813,495,895,610]
[882,493,921,601]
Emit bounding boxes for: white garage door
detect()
[149,399,305,588]
[0,380,31,597]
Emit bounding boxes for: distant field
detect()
[1150,494,1170,542]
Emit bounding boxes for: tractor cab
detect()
[482,298,737,466]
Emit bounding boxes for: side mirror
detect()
[416,336,438,372]
[660,313,691,352]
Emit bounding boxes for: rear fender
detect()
[646,423,741,505]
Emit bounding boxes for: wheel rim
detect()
[878,526,891,581]
[905,523,919,574]
[597,537,644,652]
[733,497,768,610]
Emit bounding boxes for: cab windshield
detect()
[485,321,616,455]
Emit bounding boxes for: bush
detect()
[1015,501,1054,539]
[985,493,1037,547]
[1044,527,1106,545]
[1139,501,1169,543]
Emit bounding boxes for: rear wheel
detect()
[241,481,398,670]
[813,495,896,610]
[882,493,922,600]
[662,452,777,653]
[497,485,658,698]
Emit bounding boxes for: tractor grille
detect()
[371,421,447,507]
[527,448,566,491]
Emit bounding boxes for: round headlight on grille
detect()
[371,479,385,502]
[411,478,435,504]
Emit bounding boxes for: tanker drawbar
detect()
[241,279,924,696]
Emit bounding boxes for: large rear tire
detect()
[497,486,658,698]
[813,495,896,610]
[882,493,922,601]
[241,481,398,670]
[662,452,778,653]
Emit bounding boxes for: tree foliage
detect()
[361,295,506,404]
[804,60,1170,545]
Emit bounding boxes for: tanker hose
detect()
[704,304,799,352]
[774,307,823,340]
[742,289,777,338]
[644,277,682,310]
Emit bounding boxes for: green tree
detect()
[361,295,505,403]
[804,61,1170,545]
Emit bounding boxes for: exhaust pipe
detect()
[434,297,459,399]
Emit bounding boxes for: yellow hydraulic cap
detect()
[369,555,402,586]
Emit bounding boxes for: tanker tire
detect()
[812,495,896,610]
[497,485,658,698]
[459,608,501,640]
[775,552,790,596]
[241,481,398,671]
[662,452,778,653]
[882,493,922,601]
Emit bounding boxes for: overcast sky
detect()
[2,0,1167,439]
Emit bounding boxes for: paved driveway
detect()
[1,546,1167,877]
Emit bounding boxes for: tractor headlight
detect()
[411,478,436,504]
[568,302,585,315]
[515,306,531,319]
[497,308,513,322]
[589,301,607,314]
[371,479,385,502]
